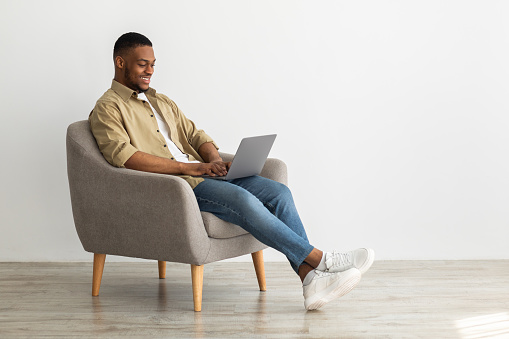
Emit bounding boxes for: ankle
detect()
[298,263,314,282]
[304,248,324,268]
[302,270,316,286]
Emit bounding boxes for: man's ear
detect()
[115,56,125,69]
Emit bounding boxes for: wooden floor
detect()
[1,260,508,338]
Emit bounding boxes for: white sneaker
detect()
[324,248,375,274]
[303,268,361,310]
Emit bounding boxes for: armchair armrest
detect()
[218,152,288,186]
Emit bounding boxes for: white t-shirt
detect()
[138,92,200,163]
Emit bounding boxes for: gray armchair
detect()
[66,120,288,311]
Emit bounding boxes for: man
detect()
[89,32,375,310]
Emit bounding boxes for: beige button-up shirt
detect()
[89,80,219,189]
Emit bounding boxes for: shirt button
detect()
[157,130,160,132]
[151,115,154,117]
[163,145,167,147]
[171,158,174,160]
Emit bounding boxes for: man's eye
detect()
[138,64,147,67]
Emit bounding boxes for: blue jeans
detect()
[193,176,315,273]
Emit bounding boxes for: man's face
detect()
[117,45,156,93]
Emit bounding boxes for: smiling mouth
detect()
[141,76,150,83]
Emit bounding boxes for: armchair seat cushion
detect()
[201,212,249,239]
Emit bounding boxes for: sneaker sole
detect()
[304,268,361,311]
[358,248,375,275]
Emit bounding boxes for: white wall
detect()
[1,0,508,262]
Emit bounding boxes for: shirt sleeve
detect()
[88,101,139,168]
[162,95,219,152]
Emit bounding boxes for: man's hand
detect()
[182,161,232,177]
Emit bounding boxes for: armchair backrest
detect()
[67,120,110,170]
[66,120,116,252]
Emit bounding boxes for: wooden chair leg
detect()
[92,253,106,296]
[191,264,204,312]
[158,261,166,279]
[251,250,267,291]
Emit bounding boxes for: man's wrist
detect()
[198,142,222,163]
[177,161,186,175]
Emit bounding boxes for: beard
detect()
[124,67,148,93]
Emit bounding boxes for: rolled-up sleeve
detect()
[188,126,219,152]
[89,101,139,167]
[165,97,219,152]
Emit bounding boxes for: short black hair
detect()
[113,32,152,58]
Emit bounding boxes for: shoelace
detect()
[326,251,352,271]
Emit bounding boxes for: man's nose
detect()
[146,65,154,74]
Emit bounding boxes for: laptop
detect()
[200,134,277,180]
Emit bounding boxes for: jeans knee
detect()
[276,182,293,203]
[230,188,256,205]
[232,190,264,214]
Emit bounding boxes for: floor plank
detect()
[1,260,508,338]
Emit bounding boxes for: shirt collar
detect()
[110,79,157,103]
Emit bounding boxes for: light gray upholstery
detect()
[66,120,288,265]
